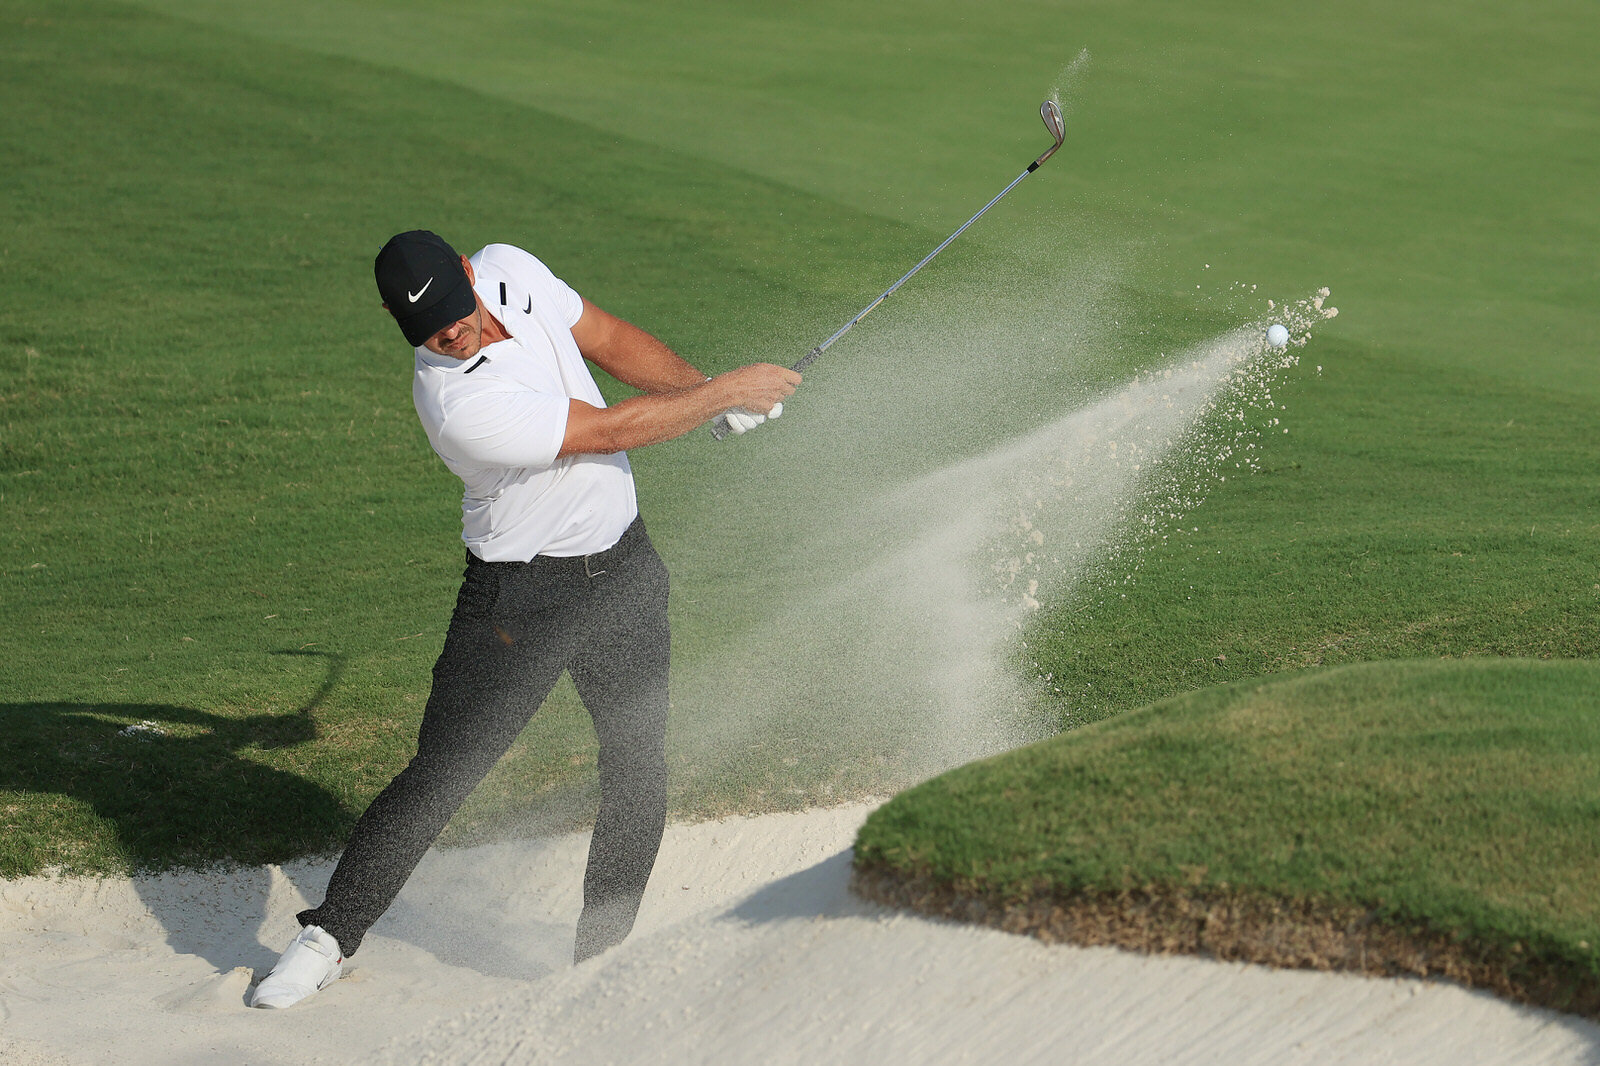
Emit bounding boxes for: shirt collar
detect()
[416,337,517,373]
[416,345,476,371]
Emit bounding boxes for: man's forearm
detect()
[558,364,799,458]
[573,300,706,394]
[597,322,705,393]
[559,380,732,457]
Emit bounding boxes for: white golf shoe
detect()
[250,925,343,1009]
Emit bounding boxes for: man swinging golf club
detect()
[251,230,797,1009]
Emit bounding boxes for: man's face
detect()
[382,254,489,360]
[422,301,486,360]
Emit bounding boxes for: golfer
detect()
[251,230,798,1008]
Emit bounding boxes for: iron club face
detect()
[1034,100,1066,167]
[1043,100,1065,144]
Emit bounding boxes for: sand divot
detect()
[152,965,254,1013]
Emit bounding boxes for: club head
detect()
[1041,99,1065,146]
[1032,100,1066,167]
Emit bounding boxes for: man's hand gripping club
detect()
[708,364,800,440]
[559,361,799,457]
[710,363,797,435]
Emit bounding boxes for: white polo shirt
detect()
[411,244,638,561]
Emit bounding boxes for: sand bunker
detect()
[3,802,1597,1064]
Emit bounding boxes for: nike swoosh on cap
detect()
[407,278,434,303]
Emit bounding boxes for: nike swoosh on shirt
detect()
[407,278,433,303]
[523,296,532,314]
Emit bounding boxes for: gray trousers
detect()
[299,517,670,963]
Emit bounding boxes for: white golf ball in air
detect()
[1267,323,1289,348]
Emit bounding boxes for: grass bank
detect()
[855,658,1600,1016]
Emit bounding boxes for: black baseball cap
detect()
[374,230,479,347]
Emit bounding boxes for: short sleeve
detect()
[479,244,584,328]
[436,386,570,470]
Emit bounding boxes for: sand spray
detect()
[664,215,1338,806]
[537,54,1337,813]
[1050,48,1093,122]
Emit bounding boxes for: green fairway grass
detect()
[0,0,940,872]
[1034,345,1600,728]
[2,0,1596,892]
[854,659,1600,1016]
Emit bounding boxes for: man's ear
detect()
[461,255,476,283]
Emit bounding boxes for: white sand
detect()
[2,802,1596,1065]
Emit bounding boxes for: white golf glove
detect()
[721,402,783,435]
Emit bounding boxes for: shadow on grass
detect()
[1,652,360,975]
[0,650,354,877]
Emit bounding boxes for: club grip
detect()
[790,345,824,374]
[709,413,732,440]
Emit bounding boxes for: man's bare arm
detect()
[558,365,798,457]
[560,300,798,457]
[570,298,706,394]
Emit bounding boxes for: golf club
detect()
[711,99,1068,440]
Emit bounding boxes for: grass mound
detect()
[854,658,1600,1016]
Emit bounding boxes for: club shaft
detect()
[710,106,1063,440]
[793,164,1038,373]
